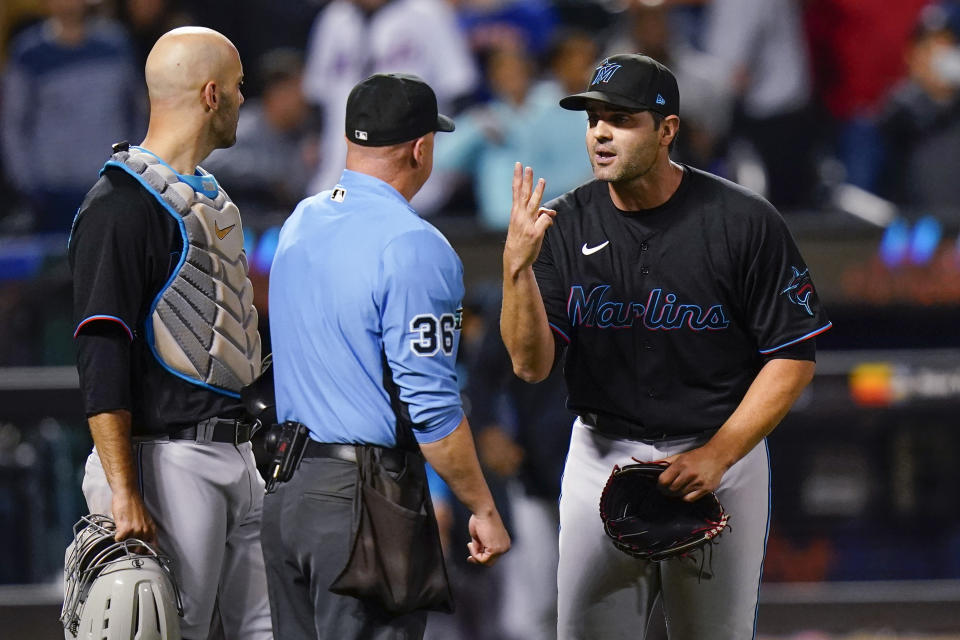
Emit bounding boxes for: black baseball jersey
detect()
[69,167,242,436]
[533,165,831,435]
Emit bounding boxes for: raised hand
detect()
[503,162,555,276]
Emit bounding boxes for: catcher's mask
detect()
[61,514,183,640]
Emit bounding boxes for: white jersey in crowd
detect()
[703,0,812,119]
[302,0,479,201]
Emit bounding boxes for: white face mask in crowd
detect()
[932,44,960,87]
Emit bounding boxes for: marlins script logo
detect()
[567,285,729,331]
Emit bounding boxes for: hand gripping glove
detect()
[599,462,729,561]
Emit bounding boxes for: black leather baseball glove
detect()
[599,462,730,561]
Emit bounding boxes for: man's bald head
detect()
[145,27,241,104]
[141,26,246,156]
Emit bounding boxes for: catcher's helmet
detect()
[61,514,182,640]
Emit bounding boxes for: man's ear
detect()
[411,136,426,169]
[661,115,680,147]
[202,81,219,112]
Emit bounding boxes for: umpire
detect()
[501,54,832,638]
[264,73,511,639]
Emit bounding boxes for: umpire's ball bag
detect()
[329,446,454,614]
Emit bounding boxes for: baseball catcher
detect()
[599,462,730,562]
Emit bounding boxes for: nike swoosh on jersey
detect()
[215,221,236,240]
[581,241,610,256]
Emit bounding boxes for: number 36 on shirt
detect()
[409,310,462,357]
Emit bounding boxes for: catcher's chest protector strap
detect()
[104,146,261,396]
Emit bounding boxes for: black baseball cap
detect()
[345,73,455,146]
[559,53,679,117]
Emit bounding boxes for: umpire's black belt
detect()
[579,412,675,442]
[169,417,254,445]
[304,441,408,473]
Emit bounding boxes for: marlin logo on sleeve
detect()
[592,61,622,85]
[780,266,815,316]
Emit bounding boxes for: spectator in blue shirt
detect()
[265,72,511,640]
[436,34,596,229]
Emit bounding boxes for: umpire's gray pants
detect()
[261,455,428,640]
[557,419,770,640]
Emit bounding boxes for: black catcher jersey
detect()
[533,165,831,435]
[70,168,243,435]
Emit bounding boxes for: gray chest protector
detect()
[106,146,261,396]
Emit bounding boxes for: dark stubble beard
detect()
[592,148,658,184]
[214,118,238,149]
[212,98,239,150]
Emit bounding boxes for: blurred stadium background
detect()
[3,0,960,638]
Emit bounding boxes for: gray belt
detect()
[303,441,408,472]
[169,418,254,445]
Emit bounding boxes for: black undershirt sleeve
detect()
[69,171,155,418]
[69,172,152,340]
[75,323,133,416]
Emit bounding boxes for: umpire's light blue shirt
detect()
[269,170,465,446]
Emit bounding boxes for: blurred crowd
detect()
[2,0,960,234]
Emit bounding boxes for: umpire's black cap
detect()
[560,53,679,117]
[345,73,455,147]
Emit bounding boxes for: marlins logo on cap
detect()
[559,53,679,117]
[592,61,622,84]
